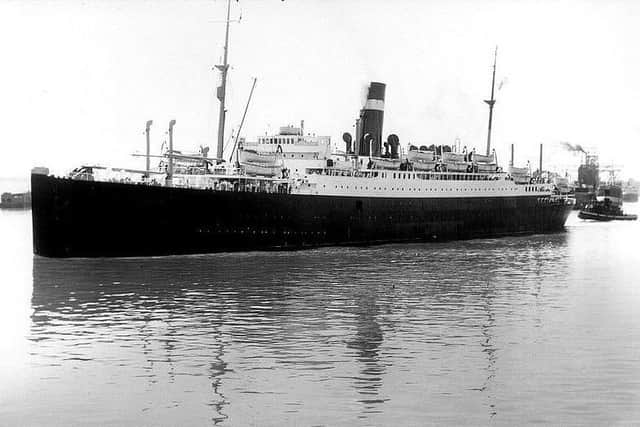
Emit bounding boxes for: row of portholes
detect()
[328,185,518,193]
[212,228,328,237]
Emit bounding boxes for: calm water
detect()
[0,207,639,425]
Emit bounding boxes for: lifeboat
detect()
[441,152,471,172]
[412,161,437,171]
[238,146,284,177]
[442,152,466,162]
[476,164,499,173]
[407,149,435,163]
[472,152,496,164]
[370,157,402,170]
[443,162,471,172]
[241,162,284,177]
[238,148,282,164]
[407,150,437,171]
[471,152,497,173]
[508,166,530,184]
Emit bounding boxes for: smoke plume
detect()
[560,141,586,154]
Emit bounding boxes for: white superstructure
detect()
[69,122,561,201]
[294,168,553,198]
[241,124,331,175]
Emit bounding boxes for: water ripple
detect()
[0,210,639,424]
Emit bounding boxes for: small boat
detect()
[473,152,498,173]
[370,157,402,170]
[442,152,466,162]
[508,166,531,184]
[241,162,284,177]
[578,199,637,221]
[237,146,285,177]
[443,161,471,172]
[578,210,637,221]
[411,160,438,171]
[441,152,471,172]
[407,149,435,162]
[238,147,282,165]
[407,149,437,171]
[476,163,499,173]
[472,152,496,164]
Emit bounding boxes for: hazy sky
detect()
[1,0,639,181]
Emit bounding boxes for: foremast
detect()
[215,0,232,163]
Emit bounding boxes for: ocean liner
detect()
[31,5,573,258]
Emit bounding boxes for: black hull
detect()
[31,174,573,258]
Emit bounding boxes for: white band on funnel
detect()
[364,99,384,111]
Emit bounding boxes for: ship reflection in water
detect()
[15,212,640,425]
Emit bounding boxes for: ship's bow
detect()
[31,170,61,257]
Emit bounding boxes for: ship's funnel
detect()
[357,82,386,157]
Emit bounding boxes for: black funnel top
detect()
[368,82,386,101]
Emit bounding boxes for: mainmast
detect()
[215,0,232,163]
[484,46,498,156]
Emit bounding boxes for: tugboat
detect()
[579,177,637,221]
[578,199,637,221]
[573,153,599,210]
